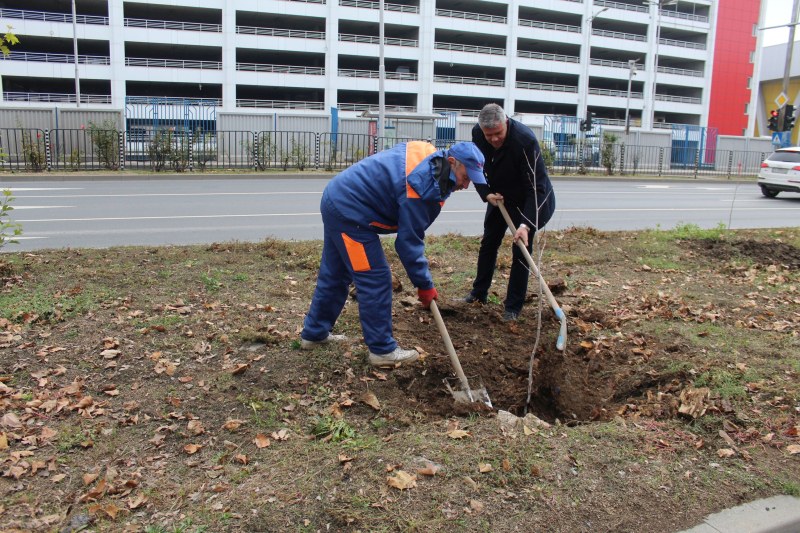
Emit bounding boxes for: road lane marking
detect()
[7,188,82,191]
[11,191,326,199]
[12,206,74,210]
[14,205,800,224]
[10,189,764,199]
[638,185,738,191]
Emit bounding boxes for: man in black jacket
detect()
[462,103,556,321]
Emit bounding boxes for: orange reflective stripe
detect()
[406,182,421,199]
[405,141,436,198]
[405,141,436,177]
[369,221,398,230]
[341,233,371,272]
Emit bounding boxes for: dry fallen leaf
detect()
[717,448,736,458]
[360,391,381,411]
[271,429,289,441]
[230,363,249,375]
[234,454,248,465]
[787,444,800,455]
[83,472,99,486]
[469,499,485,513]
[478,463,493,473]
[417,463,440,476]
[447,429,471,439]
[100,349,120,360]
[0,433,8,450]
[184,443,203,455]
[386,470,417,490]
[254,434,271,448]
[187,420,205,436]
[128,493,148,510]
[1,413,22,429]
[222,419,244,431]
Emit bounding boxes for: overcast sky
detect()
[764,0,799,45]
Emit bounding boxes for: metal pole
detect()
[625,59,636,135]
[649,0,677,129]
[72,0,81,107]
[581,7,608,120]
[378,0,385,142]
[649,3,661,128]
[778,0,800,130]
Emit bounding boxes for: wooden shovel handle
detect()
[430,299,474,400]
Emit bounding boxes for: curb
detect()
[678,495,800,533]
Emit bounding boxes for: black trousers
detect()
[470,204,536,314]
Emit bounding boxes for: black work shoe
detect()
[457,293,487,304]
[502,310,519,322]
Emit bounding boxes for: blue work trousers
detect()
[301,199,397,355]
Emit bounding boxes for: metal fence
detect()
[541,140,769,179]
[0,128,770,178]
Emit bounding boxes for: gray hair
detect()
[478,103,506,129]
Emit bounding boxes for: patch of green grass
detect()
[57,426,92,452]
[200,272,222,292]
[134,314,184,329]
[780,480,800,497]
[311,415,356,442]
[693,369,747,399]
[657,222,728,241]
[638,256,682,270]
[242,397,282,429]
[0,286,110,321]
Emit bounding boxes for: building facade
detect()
[0,0,758,132]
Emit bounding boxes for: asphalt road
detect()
[2,175,799,252]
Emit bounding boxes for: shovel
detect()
[429,300,492,408]
[496,201,567,351]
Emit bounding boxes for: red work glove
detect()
[417,287,438,309]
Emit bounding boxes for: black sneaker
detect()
[502,310,519,322]
[457,293,487,304]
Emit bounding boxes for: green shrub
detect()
[0,189,23,249]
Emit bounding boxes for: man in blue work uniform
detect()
[300,141,487,367]
[462,103,556,321]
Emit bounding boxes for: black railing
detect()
[0,128,769,179]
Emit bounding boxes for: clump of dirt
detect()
[688,238,800,268]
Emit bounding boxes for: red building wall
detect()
[707,0,761,135]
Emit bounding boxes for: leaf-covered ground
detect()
[0,226,799,533]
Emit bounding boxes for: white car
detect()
[758,146,800,198]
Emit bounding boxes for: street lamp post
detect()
[378,0,385,141]
[646,0,677,129]
[580,7,609,121]
[625,59,637,134]
[71,0,81,107]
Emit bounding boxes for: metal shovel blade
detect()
[444,377,492,409]
[431,300,492,408]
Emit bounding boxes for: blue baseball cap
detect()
[447,142,487,185]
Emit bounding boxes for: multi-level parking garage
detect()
[0,0,716,129]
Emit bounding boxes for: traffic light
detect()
[783,104,796,131]
[768,109,780,131]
